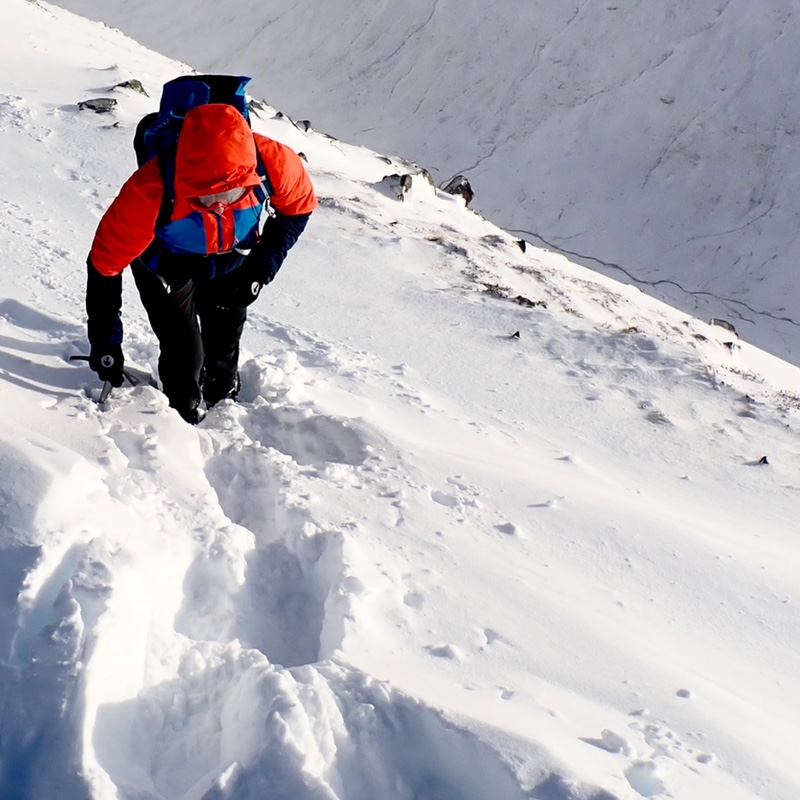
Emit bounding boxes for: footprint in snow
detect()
[580,729,636,757]
[431,477,482,511]
[431,489,459,508]
[242,405,371,468]
[495,522,520,537]
[203,441,356,668]
[625,760,667,798]
[426,643,464,660]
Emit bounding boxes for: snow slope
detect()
[48,0,800,366]
[1,3,800,799]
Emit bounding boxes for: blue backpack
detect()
[133,74,272,226]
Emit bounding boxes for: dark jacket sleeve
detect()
[86,257,123,349]
[249,211,311,284]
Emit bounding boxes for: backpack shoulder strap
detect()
[133,111,174,225]
[133,112,158,167]
[252,144,274,206]
[155,145,178,227]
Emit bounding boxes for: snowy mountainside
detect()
[1,3,800,800]
[48,0,800,366]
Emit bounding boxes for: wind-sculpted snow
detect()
[94,655,546,800]
[0,335,638,800]
[2,3,800,799]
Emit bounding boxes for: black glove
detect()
[89,344,124,387]
[209,261,264,309]
[249,211,311,285]
[86,257,125,385]
[206,212,311,309]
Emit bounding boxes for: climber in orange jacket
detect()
[86,97,317,423]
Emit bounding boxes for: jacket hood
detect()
[173,104,261,199]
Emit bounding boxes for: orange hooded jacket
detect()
[90,104,317,277]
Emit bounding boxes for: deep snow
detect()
[1,3,800,800]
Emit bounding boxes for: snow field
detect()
[1,2,800,798]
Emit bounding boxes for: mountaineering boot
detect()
[203,372,240,408]
[173,397,204,425]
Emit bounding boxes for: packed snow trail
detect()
[2,3,800,799]
[0,328,621,800]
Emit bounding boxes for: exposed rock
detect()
[710,317,738,336]
[78,98,117,113]
[113,79,148,96]
[441,174,474,206]
[379,173,414,202]
[514,295,546,308]
[480,234,506,248]
[248,98,268,117]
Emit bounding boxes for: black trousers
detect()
[131,258,247,411]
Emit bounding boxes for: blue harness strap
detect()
[252,152,273,208]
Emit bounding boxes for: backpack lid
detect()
[157,74,251,121]
[141,74,252,166]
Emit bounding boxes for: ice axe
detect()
[69,354,142,402]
